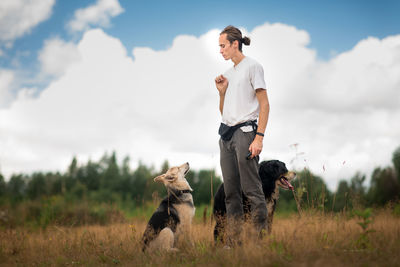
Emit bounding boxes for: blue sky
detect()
[1,0,400,189]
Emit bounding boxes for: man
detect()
[215,25,270,246]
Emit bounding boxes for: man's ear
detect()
[233,39,239,49]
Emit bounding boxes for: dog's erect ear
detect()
[154,174,177,182]
[154,174,166,182]
[165,175,177,182]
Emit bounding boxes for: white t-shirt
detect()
[222,56,267,131]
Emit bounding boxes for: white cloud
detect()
[0,23,399,191]
[0,0,55,43]
[0,69,14,107]
[38,37,82,77]
[67,0,124,33]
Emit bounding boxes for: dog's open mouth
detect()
[280,177,294,191]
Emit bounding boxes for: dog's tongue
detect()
[282,178,294,190]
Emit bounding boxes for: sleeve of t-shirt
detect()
[250,63,267,90]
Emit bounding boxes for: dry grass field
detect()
[1,209,399,267]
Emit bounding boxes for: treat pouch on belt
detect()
[218,120,257,141]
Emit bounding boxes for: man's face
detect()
[219,33,237,60]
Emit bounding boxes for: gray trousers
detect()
[219,129,267,240]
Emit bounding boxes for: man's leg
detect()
[234,130,268,236]
[219,138,243,245]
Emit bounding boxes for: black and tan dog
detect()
[213,160,296,243]
[141,162,195,252]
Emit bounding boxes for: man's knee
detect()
[225,190,243,208]
[244,189,265,205]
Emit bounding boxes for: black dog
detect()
[213,160,296,243]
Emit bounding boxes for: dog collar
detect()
[168,188,192,198]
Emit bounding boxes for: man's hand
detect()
[215,75,228,96]
[249,135,263,159]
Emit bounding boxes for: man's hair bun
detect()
[242,36,251,46]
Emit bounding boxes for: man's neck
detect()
[232,53,245,67]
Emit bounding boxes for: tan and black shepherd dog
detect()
[141,162,195,252]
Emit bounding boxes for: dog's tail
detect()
[141,226,154,252]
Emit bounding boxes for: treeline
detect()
[0,147,399,227]
[0,152,222,206]
[0,152,222,227]
[278,146,400,212]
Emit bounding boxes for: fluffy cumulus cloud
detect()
[1,22,399,190]
[67,0,124,33]
[38,37,82,78]
[0,0,55,43]
[0,69,14,107]
[0,28,225,177]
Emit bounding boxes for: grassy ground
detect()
[1,208,399,267]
